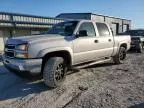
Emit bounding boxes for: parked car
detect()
[119,29,144,53]
[2,20,131,88]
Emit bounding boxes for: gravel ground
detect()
[0,53,144,108]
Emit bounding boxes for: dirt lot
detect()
[0,53,144,108]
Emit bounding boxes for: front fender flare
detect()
[37,47,74,65]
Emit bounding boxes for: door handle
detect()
[108,39,112,42]
[94,40,99,43]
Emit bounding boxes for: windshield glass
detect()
[47,21,78,36]
[125,30,144,36]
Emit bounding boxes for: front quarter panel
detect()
[27,37,74,64]
[37,47,73,60]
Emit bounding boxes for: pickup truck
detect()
[2,20,131,88]
[119,29,144,53]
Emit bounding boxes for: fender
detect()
[37,47,74,65]
[118,42,129,53]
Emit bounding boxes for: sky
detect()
[0,0,144,29]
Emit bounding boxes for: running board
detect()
[73,58,111,69]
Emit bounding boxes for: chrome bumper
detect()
[2,56,42,74]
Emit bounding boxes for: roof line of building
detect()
[0,12,65,20]
[0,12,131,22]
[0,20,54,25]
[91,13,131,21]
[56,13,131,21]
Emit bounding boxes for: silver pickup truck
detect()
[3,20,131,88]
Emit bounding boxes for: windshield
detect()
[47,21,78,36]
[124,30,144,36]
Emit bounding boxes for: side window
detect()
[96,23,110,36]
[78,22,96,36]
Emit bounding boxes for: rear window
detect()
[96,23,110,36]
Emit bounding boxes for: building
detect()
[56,13,131,35]
[0,12,131,38]
[0,12,65,38]
[0,12,131,53]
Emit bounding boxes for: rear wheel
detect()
[43,57,67,88]
[113,46,127,64]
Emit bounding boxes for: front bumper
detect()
[2,55,42,74]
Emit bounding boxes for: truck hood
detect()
[6,34,65,45]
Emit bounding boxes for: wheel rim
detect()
[55,63,65,81]
[119,49,126,60]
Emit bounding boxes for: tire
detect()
[137,43,144,53]
[43,57,67,88]
[113,46,127,64]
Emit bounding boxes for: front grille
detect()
[6,45,15,49]
[5,45,15,58]
[5,51,14,57]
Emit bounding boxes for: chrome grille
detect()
[5,44,15,58]
[6,45,15,49]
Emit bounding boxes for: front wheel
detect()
[113,46,127,64]
[43,57,67,88]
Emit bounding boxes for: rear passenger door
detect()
[95,23,114,57]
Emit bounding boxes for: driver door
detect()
[73,22,98,65]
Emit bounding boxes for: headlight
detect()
[15,44,28,51]
[15,44,29,58]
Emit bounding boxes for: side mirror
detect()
[76,30,88,38]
